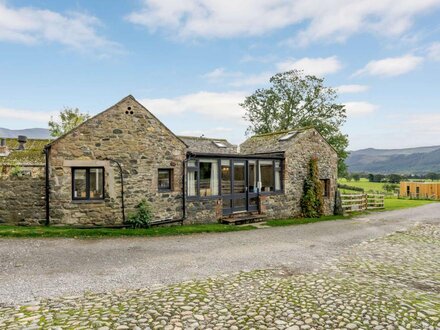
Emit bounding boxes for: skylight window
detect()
[213,140,227,148]
[279,131,298,141]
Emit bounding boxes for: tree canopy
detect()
[241,70,349,175]
[48,107,90,137]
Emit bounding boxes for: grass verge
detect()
[0,223,255,238]
[383,198,435,211]
[0,198,434,238]
[266,215,350,227]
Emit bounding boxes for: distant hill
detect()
[347,146,440,174]
[0,127,51,139]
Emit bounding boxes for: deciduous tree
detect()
[241,70,348,175]
[48,107,90,137]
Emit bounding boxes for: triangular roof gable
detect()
[45,95,187,148]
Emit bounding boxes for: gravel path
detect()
[0,203,439,306]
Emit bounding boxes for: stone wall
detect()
[185,198,222,224]
[47,96,187,226]
[0,174,45,225]
[247,129,338,219]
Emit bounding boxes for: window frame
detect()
[320,179,331,198]
[71,167,105,201]
[258,159,284,195]
[158,168,173,192]
[186,157,284,200]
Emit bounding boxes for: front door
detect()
[222,160,258,215]
[232,160,247,213]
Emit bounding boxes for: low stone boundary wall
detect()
[0,175,46,225]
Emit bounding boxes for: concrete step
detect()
[221,214,267,225]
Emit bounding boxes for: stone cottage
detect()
[0,95,338,226]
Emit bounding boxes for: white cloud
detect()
[427,42,440,61]
[229,72,272,88]
[276,56,342,77]
[344,102,378,116]
[0,2,120,55]
[405,113,440,133]
[140,91,247,120]
[179,127,233,138]
[354,55,423,77]
[0,107,57,122]
[202,56,341,88]
[202,68,242,82]
[337,84,369,94]
[126,0,440,44]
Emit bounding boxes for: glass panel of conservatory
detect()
[233,162,246,194]
[187,170,198,196]
[275,160,281,191]
[248,160,257,193]
[221,160,231,194]
[199,159,219,196]
[259,160,274,192]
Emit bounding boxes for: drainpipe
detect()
[182,158,187,222]
[44,145,51,226]
[104,158,126,223]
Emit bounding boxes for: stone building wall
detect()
[47,96,187,226]
[185,198,222,224]
[260,129,338,218]
[0,171,45,225]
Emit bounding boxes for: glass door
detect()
[232,161,247,213]
[247,160,258,212]
[221,160,232,215]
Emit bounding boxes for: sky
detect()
[0,0,440,150]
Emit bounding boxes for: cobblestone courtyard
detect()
[1,223,439,329]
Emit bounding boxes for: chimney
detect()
[17,135,27,150]
[0,138,9,156]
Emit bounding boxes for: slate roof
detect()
[178,136,238,154]
[0,138,51,165]
[240,127,313,154]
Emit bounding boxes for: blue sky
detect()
[0,0,440,150]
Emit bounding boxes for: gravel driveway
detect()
[1,203,439,305]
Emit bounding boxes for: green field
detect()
[338,178,387,193]
[383,197,434,211]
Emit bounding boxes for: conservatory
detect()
[186,152,284,216]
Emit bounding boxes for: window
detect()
[321,179,330,197]
[213,140,227,148]
[187,159,220,197]
[279,131,298,141]
[158,169,173,191]
[275,160,282,191]
[259,160,274,192]
[406,185,410,196]
[199,159,219,196]
[187,160,198,197]
[221,160,231,195]
[72,167,104,200]
[248,160,257,193]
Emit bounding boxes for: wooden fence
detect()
[341,193,385,213]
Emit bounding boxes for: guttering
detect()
[187,151,285,159]
[43,145,51,226]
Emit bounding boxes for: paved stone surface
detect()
[1,203,440,306]
[0,223,439,329]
